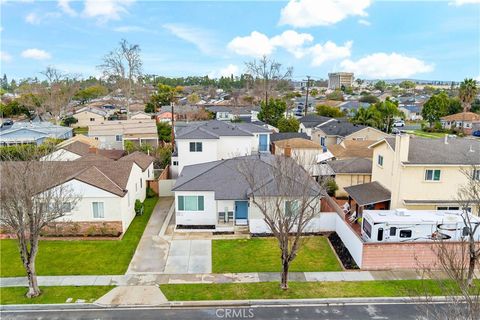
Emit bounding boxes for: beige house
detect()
[328,140,375,160]
[272,138,323,175]
[311,120,389,147]
[88,119,159,150]
[440,112,480,135]
[345,134,480,215]
[72,107,108,128]
[325,158,372,198]
[130,111,152,120]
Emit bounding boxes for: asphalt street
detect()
[0,302,449,320]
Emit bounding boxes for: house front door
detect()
[235,201,248,220]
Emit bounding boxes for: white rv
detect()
[361,209,480,243]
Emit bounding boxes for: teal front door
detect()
[235,201,248,220]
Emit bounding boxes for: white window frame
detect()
[425,169,441,182]
[177,195,205,211]
[189,142,203,152]
[377,155,384,167]
[473,169,480,181]
[115,134,123,142]
[92,202,104,219]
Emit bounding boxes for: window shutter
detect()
[178,196,184,211]
[198,196,204,211]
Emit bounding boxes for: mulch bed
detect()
[328,232,359,269]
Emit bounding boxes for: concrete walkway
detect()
[126,197,174,274]
[0,270,428,288]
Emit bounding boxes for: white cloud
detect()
[163,23,217,55]
[83,0,134,22]
[309,40,352,66]
[25,12,41,24]
[279,0,372,28]
[21,48,51,60]
[58,0,77,17]
[358,19,371,26]
[0,51,12,62]
[227,31,274,58]
[340,52,434,79]
[113,25,148,33]
[209,64,240,79]
[449,0,480,5]
[270,30,313,58]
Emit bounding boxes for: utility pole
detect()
[170,101,175,151]
[303,76,311,116]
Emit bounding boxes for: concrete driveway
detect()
[164,240,211,274]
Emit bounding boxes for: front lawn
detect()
[405,130,445,139]
[0,286,114,305]
[0,197,158,277]
[212,237,342,273]
[73,127,88,135]
[160,280,443,301]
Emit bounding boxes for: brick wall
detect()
[362,241,466,270]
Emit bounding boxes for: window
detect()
[259,134,268,152]
[377,155,384,167]
[173,161,178,166]
[473,169,480,181]
[362,220,372,238]
[61,202,72,213]
[94,137,99,140]
[189,142,202,152]
[92,202,104,218]
[320,137,325,146]
[377,228,384,241]
[425,169,441,181]
[115,135,122,142]
[90,118,95,121]
[437,206,459,211]
[177,195,204,211]
[140,179,143,188]
[135,183,138,192]
[399,230,412,238]
[284,200,299,217]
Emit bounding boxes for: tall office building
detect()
[328,72,354,89]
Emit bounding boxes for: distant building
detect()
[72,107,108,128]
[328,72,354,90]
[440,112,480,135]
[0,121,73,146]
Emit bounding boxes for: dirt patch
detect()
[328,232,359,269]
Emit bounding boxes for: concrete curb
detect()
[0,296,459,311]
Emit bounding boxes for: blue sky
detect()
[0,0,479,81]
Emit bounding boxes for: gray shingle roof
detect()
[175,120,270,140]
[328,158,372,174]
[316,120,366,137]
[271,132,310,143]
[172,154,321,199]
[299,115,333,128]
[384,137,480,165]
[344,181,391,206]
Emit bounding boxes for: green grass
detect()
[405,130,446,139]
[160,280,444,301]
[212,237,342,273]
[0,286,114,305]
[73,127,88,135]
[0,197,158,277]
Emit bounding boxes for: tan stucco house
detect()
[344,134,480,215]
[72,107,108,128]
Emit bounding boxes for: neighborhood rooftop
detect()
[298,115,333,128]
[175,120,271,140]
[316,120,367,137]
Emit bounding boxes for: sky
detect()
[0,0,479,82]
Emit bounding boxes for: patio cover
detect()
[344,181,391,206]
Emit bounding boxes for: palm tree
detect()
[459,78,478,112]
[351,107,381,128]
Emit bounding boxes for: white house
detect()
[0,122,73,146]
[172,154,322,232]
[171,120,272,177]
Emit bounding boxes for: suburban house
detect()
[320,158,372,198]
[271,137,323,176]
[156,111,176,124]
[311,120,390,147]
[0,121,73,146]
[88,119,159,150]
[205,106,260,122]
[41,139,125,161]
[440,112,480,134]
[339,101,371,115]
[72,107,108,128]
[298,114,333,137]
[344,134,480,216]
[130,111,152,120]
[270,132,310,144]
[399,104,422,121]
[171,120,272,176]
[0,153,154,236]
[171,154,321,232]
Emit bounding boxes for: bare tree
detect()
[0,150,79,297]
[40,66,80,123]
[415,165,480,319]
[237,155,325,289]
[98,39,143,117]
[245,56,293,105]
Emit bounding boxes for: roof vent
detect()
[395,208,410,216]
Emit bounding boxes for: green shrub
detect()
[146,187,156,198]
[326,179,339,197]
[135,200,144,216]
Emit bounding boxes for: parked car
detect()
[1,119,13,128]
[473,130,480,137]
[393,120,405,127]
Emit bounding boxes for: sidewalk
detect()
[126,197,174,274]
[0,270,425,288]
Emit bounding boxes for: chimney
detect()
[394,133,410,162]
[284,144,292,157]
[89,146,98,154]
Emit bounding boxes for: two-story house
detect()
[72,107,108,128]
[344,134,480,215]
[171,120,271,177]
